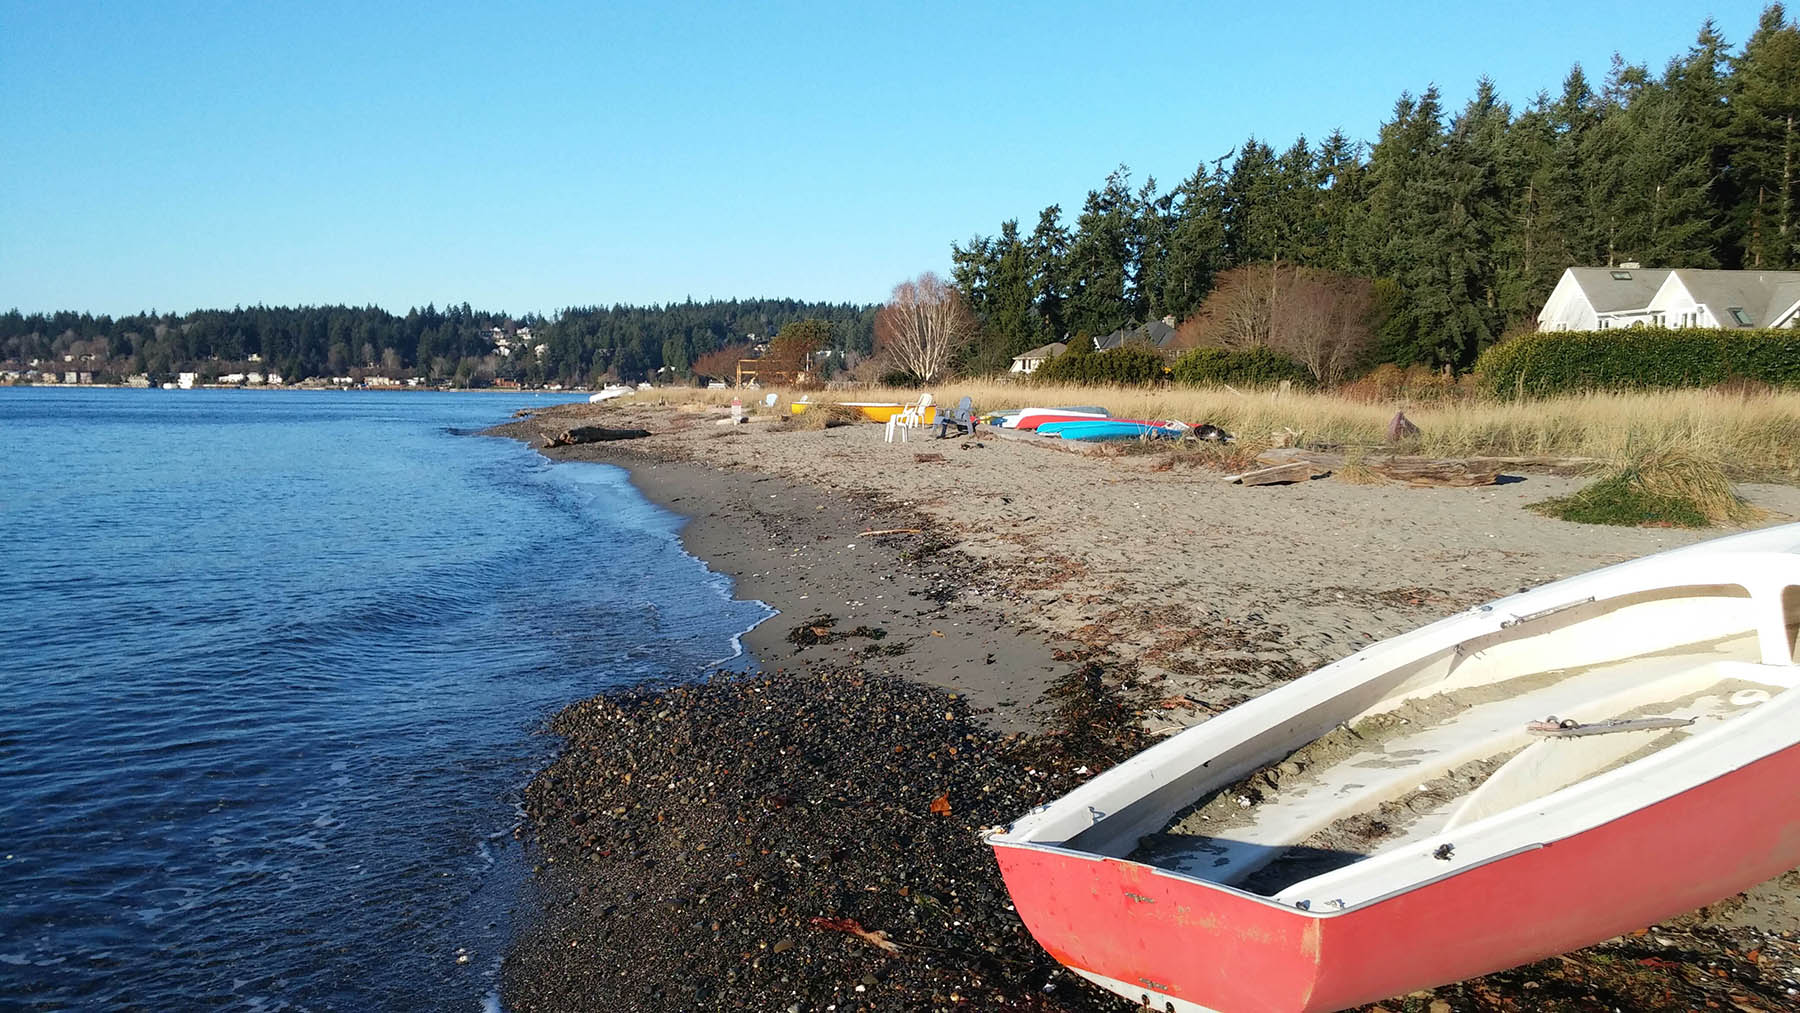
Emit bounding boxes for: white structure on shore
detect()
[1009,342,1066,374]
[1539,267,1800,331]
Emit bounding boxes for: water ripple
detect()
[0,388,772,1009]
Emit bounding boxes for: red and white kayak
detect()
[1009,407,1112,431]
[990,523,1800,1012]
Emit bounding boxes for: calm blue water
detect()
[0,388,772,1010]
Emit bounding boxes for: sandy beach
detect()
[492,399,1800,1012]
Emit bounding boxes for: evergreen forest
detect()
[0,300,877,388]
[950,8,1800,371]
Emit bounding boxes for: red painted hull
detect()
[1014,413,1109,431]
[993,741,1800,1012]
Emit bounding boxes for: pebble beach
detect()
[489,399,1800,1012]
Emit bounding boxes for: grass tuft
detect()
[1530,444,1758,527]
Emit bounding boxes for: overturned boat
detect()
[989,524,1800,1012]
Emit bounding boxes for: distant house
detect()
[178,372,198,389]
[1094,318,1179,352]
[1009,341,1066,374]
[1538,267,1800,331]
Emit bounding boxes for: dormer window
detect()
[1610,270,1633,280]
[1729,307,1753,326]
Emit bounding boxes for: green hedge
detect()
[1033,344,1170,384]
[1169,346,1313,388]
[1474,328,1800,396]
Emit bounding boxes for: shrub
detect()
[1169,346,1313,388]
[1034,344,1169,384]
[1474,328,1800,397]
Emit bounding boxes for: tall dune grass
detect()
[640,382,1800,481]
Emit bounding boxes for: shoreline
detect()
[487,400,1800,1012]
[487,414,1076,733]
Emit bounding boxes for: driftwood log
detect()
[1224,460,1328,486]
[1254,447,1515,487]
[545,425,652,447]
[1368,457,1500,487]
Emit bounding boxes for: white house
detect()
[1536,267,1672,331]
[1643,270,1800,330]
[1538,267,1800,331]
[1010,341,1066,373]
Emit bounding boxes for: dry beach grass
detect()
[677,382,1800,480]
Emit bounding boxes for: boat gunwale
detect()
[992,695,1800,917]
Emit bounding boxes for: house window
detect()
[1610,270,1633,280]
[1728,307,1753,327]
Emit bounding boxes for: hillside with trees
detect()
[0,300,877,387]
[949,7,1800,373]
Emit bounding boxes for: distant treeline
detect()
[949,7,1800,372]
[0,300,877,386]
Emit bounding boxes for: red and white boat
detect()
[990,524,1800,1012]
[1009,407,1112,431]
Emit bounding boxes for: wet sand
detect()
[488,399,1800,1012]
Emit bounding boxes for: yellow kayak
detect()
[788,402,936,424]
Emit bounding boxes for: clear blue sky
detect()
[0,1,1772,317]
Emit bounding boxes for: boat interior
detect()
[1101,574,1800,906]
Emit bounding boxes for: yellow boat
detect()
[788,401,936,424]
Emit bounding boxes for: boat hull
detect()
[1042,420,1182,441]
[1014,410,1110,431]
[788,402,935,424]
[993,738,1800,1012]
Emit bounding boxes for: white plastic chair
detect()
[885,393,934,443]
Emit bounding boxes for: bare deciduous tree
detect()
[1177,264,1376,386]
[873,272,978,383]
[691,343,750,384]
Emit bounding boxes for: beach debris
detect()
[857,528,922,537]
[1191,423,1234,443]
[785,614,887,648]
[912,452,946,463]
[808,916,902,955]
[546,425,652,447]
[1223,460,1328,486]
[929,793,952,816]
[1251,448,1500,488]
[1369,457,1500,487]
[1270,426,1303,448]
[1387,411,1421,442]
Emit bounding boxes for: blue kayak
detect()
[1044,420,1185,441]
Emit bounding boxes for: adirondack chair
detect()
[933,396,977,439]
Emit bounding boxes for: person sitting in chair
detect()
[933,396,977,439]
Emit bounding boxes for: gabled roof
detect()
[1564,267,1673,313]
[1013,341,1066,361]
[1665,270,1800,327]
[1094,320,1179,350]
